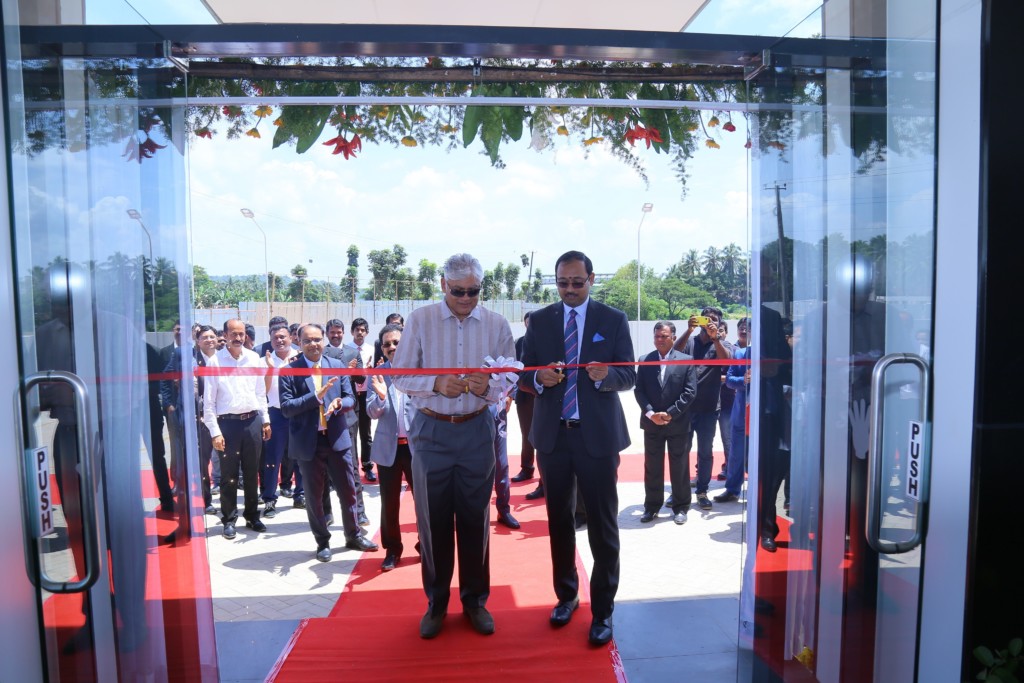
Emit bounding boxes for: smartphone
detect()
[693,315,710,326]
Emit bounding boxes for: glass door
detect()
[3,9,218,681]
[741,2,937,682]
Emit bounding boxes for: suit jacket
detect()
[634,348,697,434]
[279,355,355,461]
[519,299,635,455]
[513,335,532,405]
[366,361,414,468]
[323,343,363,428]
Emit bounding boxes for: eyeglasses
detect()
[556,279,589,289]
[448,287,481,298]
[654,333,675,340]
[381,340,400,348]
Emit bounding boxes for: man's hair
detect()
[737,316,750,330]
[288,322,300,336]
[378,323,404,344]
[351,317,369,332]
[268,315,288,331]
[386,312,404,325]
[244,323,256,342]
[443,253,484,282]
[223,318,244,333]
[701,305,725,322]
[555,250,593,275]
[654,320,676,335]
[719,320,729,334]
[299,323,325,339]
[270,323,289,337]
[523,310,532,322]
[326,318,345,331]
[196,324,216,337]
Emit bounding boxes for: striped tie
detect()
[561,309,579,420]
[313,362,327,430]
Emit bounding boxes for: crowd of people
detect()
[154,249,769,646]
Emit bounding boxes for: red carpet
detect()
[269,450,726,682]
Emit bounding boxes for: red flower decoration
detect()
[122,134,166,163]
[196,127,213,139]
[723,121,737,132]
[323,133,362,159]
[624,125,663,148]
[222,106,243,118]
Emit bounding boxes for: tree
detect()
[287,263,308,301]
[681,249,701,278]
[503,264,521,299]
[345,244,360,296]
[481,270,497,300]
[492,262,506,298]
[702,246,721,277]
[366,244,408,300]
[417,258,439,298]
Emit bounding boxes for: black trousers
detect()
[217,416,262,523]
[355,391,373,471]
[642,426,691,513]
[197,419,213,507]
[539,425,620,621]
[148,407,174,507]
[296,435,362,549]
[515,395,536,471]
[378,442,414,554]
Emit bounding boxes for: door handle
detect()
[866,353,929,554]
[17,371,101,593]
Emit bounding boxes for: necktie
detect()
[561,309,579,420]
[313,362,327,430]
[659,356,666,386]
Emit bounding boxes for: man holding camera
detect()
[673,306,732,511]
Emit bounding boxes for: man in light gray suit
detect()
[323,318,370,527]
[367,323,414,572]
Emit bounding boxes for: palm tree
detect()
[682,249,701,278]
[721,243,743,289]
[702,246,720,276]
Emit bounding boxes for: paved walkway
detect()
[210,397,746,682]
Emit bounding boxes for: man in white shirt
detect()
[261,323,297,519]
[346,317,377,482]
[203,319,272,539]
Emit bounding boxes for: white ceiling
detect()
[200,0,711,32]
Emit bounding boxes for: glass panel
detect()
[742,1,937,682]
[6,11,218,680]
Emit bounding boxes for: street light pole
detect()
[637,202,654,356]
[240,208,272,317]
[126,209,158,333]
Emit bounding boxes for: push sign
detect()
[26,447,55,538]
[906,421,924,502]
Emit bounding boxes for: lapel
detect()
[579,301,597,362]
[304,356,318,397]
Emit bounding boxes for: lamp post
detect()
[240,208,272,317]
[126,209,158,333]
[637,202,654,356]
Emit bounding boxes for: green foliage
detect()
[971,638,1023,683]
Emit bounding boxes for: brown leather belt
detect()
[560,418,582,429]
[419,407,488,424]
[397,437,409,445]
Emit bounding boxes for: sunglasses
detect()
[449,287,481,298]
[555,279,589,289]
[381,340,400,348]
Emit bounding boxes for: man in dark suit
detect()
[279,323,378,562]
[519,250,635,647]
[634,321,697,525]
[323,318,370,527]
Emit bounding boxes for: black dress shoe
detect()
[463,606,495,635]
[246,519,267,532]
[713,492,739,503]
[365,469,377,483]
[588,617,614,646]
[550,597,579,626]
[293,495,306,509]
[420,611,445,639]
[640,510,657,523]
[324,513,334,526]
[497,511,521,529]
[204,505,218,516]
[346,536,379,552]
[511,468,534,482]
[316,546,331,563]
[381,553,400,571]
[525,483,545,500]
[664,495,675,508]
[358,512,370,527]
[263,500,278,518]
[222,522,236,539]
[760,535,777,553]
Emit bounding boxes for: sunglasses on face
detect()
[448,287,481,298]
[555,279,589,289]
[381,340,400,349]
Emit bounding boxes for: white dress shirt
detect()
[202,347,270,438]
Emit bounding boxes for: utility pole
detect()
[764,182,790,320]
